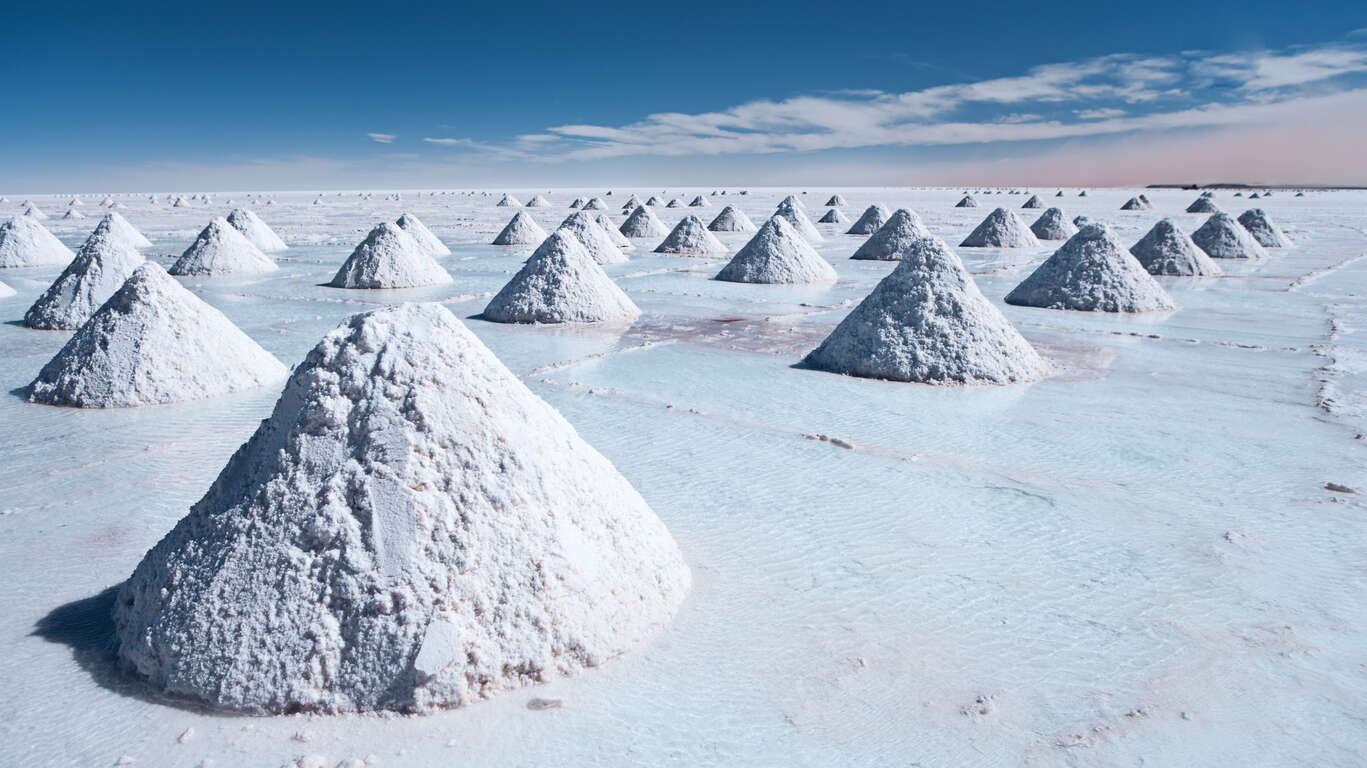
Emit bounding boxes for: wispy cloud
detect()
[366,133,396,144]
[423,136,532,159]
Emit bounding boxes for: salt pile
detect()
[25,215,146,329]
[665,199,682,208]
[396,213,452,257]
[111,302,687,714]
[583,197,607,210]
[1121,197,1145,211]
[847,204,890,235]
[103,211,153,248]
[101,196,115,207]
[28,263,286,407]
[226,208,288,251]
[804,235,1046,384]
[1139,194,1153,208]
[1237,209,1290,247]
[620,205,670,238]
[170,218,278,276]
[1191,213,1267,259]
[955,195,979,208]
[775,200,824,242]
[1129,218,1221,276]
[654,215,727,255]
[708,205,757,233]
[24,204,49,220]
[526,195,551,207]
[1021,194,1042,209]
[851,208,931,261]
[172,196,189,208]
[330,222,453,289]
[0,216,75,268]
[1029,207,1078,241]
[62,207,86,220]
[485,231,640,324]
[779,194,805,210]
[558,212,628,265]
[1005,224,1177,312]
[960,208,1041,248]
[825,194,846,207]
[492,211,548,245]
[569,198,585,209]
[688,195,710,207]
[624,194,642,207]
[645,196,662,206]
[818,208,847,224]
[1186,197,1221,214]
[715,216,836,284]
[594,214,632,247]
[496,194,521,207]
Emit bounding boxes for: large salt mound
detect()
[1237,208,1290,247]
[111,302,687,714]
[594,214,632,247]
[654,215,727,255]
[526,194,551,207]
[496,194,521,207]
[851,208,932,261]
[775,200,824,242]
[955,195,979,208]
[804,235,1046,384]
[1021,194,1042,209]
[825,194,846,207]
[330,222,453,289]
[103,211,153,248]
[818,208,847,224]
[558,212,628,265]
[25,216,146,329]
[620,205,670,238]
[493,211,548,245]
[0,216,75,268]
[715,216,836,284]
[1186,197,1221,214]
[1005,224,1177,312]
[960,208,1041,248]
[1130,218,1221,276]
[485,231,640,324]
[846,203,890,235]
[1191,212,1267,259]
[28,263,286,407]
[396,212,452,257]
[708,205,756,233]
[688,195,710,208]
[171,218,278,276]
[1029,207,1078,241]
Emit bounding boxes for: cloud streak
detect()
[366,133,396,144]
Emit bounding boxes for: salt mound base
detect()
[775,200,824,242]
[1029,208,1078,241]
[492,211,547,245]
[1120,197,1145,211]
[654,215,726,255]
[1237,209,1290,247]
[25,215,146,329]
[851,208,931,261]
[818,208,847,224]
[960,208,1041,248]
[1021,194,1042,209]
[1130,219,1221,276]
[1186,197,1221,214]
[955,195,978,208]
[0,216,75,268]
[396,213,451,257]
[171,218,278,276]
[496,194,521,207]
[708,205,756,233]
[104,211,153,248]
[847,203,890,235]
[111,302,687,714]
[688,195,710,207]
[620,205,670,238]
[526,195,551,207]
[594,215,632,247]
[485,230,640,324]
[1005,224,1177,312]
[804,235,1047,384]
[825,194,846,207]
[558,212,628,265]
[715,216,837,284]
[330,222,453,289]
[1191,213,1267,259]
[28,263,286,407]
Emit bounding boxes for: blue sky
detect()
[5,0,1367,190]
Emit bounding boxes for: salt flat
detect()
[0,187,1364,767]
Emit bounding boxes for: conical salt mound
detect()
[818,208,847,224]
[225,208,286,252]
[688,195,710,207]
[715,216,836,284]
[28,263,287,407]
[779,194,805,211]
[955,195,978,208]
[645,196,662,206]
[112,302,687,714]
[1029,208,1078,241]
[496,194,521,207]
[558,212,628,265]
[1005,224,1177,312]
[708,205,756,233]
[171,218,278,276]
[25,216,146,329]
[620,205,670,238]
[102,211,153,248]
[0,216,75,268]
[172,196,189,208]
[960,208,1041,248]
[654,215,727,255]
[594,214,632,247]
[1186,197,1220,214]
[485,231,640,324]
[1130,219,1221,276]
[569,198,585,209]
[1021,195,1042,209]
[665,198,682,208]
[330,222,453,288]
[775,200,824,242]
[582,197,607,210]
[1237,208,1289,247]
[526,194,551,207]
[1120,197,1145,211]
[804,236,1047,384]
[851,209,932,261]
[1191,213,1267,259]
[492,210,548,245]
[847,203,890,235]
[62,207,86,220]
[825,194,846,207]
[101,196,115,206]
[396,212,451,257]
[624,194,642,207]
[24,204,49,220]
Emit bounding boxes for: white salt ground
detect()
[25,216,146,330]
[0,216,75,268]
[170,218,278,276]
[330,222,453,289]
[1005,223,1177,312]
[485,230,640,324]
[715,216,836,284]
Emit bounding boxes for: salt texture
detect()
[103,211,153,248]
[558,212,628,265]
[1129,219,1222,276]
[850,208,932,261]
[620,206,670,238]
[1004,224,1177,312]
[396,213,452,257]
[960,208,1041,248]
[707,205,757,233]
[1191,213,1268,259]
[1237,209,1290,247]
[492,211,548,245]
[170,218,278,276]
[0,216,75,268]
[846,204,890,235]
[485,230,640,324]
[654,215,727,255]
[775,200,824,242]
[25,215,147,329]
[1029,207,1078,241]
[329,222,454,289]
[715,216,837,284]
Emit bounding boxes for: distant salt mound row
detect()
[825,194,846,207]
[558,212,628,265]
[111,302,688,714]
[1237,209,1290,247]
[525,194,551,207]
[485,231,640,324]
[960,208,1041,248]
[1130,219,1221,276]
[396,212,451,256]
[715,216,836,284]
[0,216,75,268]
[818,208,847,224]
[775,200,824,242]
[593,214,631,247]
[25,216,146,329]
[330,222,453,289]
[582,197,607,211]
[688,195,710,208]
[804,236,1047,384]
[493,211,547,245]
[171,218,278,276]
[104,211,153,248]
[708,205,756,233]
[1005,224,1177,312]
[1186,197,1221,214]
[1029,207,1078,241]
[1021,194,1042,209]
[1191,213,1267,259]
[955,195,978,208]
[496,194,521,207]
[655,215,726,255]
[28,263,286,408]
[1120,197,1146,211]
[620,205,670,237]
[846,203,889,235]
[851,208,932,261]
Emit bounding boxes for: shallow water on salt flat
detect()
[0,187,1364,767]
